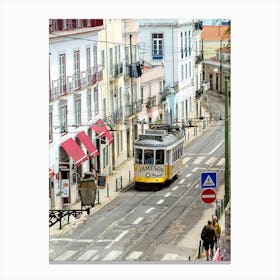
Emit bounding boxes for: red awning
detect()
[90,118,113,145]
[49,168,55,178]
[77,131,99,158]
[61,138,88,166]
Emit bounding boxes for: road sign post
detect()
[201,188,216,204]
[201,172,217,188]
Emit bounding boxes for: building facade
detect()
[138,19,203,125]
[49,19,112,209]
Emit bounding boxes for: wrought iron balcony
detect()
[195,88,203,99]
[195,55,203,64]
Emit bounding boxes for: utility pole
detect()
[130,34,133,115]
[219,39,222,95]
[224,75,230,206]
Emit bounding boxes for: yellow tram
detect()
[134,125,184,190]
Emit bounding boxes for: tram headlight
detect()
[146,173,151,178]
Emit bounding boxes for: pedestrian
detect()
[212,215,221,250]
[201,220,215,261]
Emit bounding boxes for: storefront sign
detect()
[61,179,70,198]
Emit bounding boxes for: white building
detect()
[49,19,109,209]
[138,19,203,124]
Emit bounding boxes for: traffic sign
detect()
[201,188,216,204]
[201,172,217,188]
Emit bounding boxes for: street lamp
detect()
[224,73,230,207]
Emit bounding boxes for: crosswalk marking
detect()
[126,251,143,260]
[164,192,171,197]
[50,238,93,243]
[145,207,154,213]
[205,157,217,165]
[156,199,164,205]
[105,230,129,249]
[217,158,225,166]
[91,254,100,261]
[183,156,192,165]
[172,186,179,190]
[193,156,205,164]
[186,174,192,177]
[161,253,178,261]
[133,217,143,225]
[179,178,185,184]
[103,250,122,261]
[54,250,77,261]
[77,250,98,261]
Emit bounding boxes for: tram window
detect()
[144,149,154,164]
[156,150,164,164]
[135,148,143,164]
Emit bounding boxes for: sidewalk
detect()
[50,114,212,237]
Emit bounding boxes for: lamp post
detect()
[224,73,230,207]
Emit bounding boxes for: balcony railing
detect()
[124,100,143,118]
[49,65,103,101]
[146,96,157,109]
[110,62,123,80]
[195,55,203,64]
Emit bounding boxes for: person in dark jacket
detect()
[203,220,216,260]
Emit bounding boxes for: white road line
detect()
[96,239,113,243]
[161,253,178,261]
[195,184,199,188]
[193,156,205,164]
[126,251,143,260]
[145,207,154,214]
[133,217,143,225]
[49,249,54,254]
[91,255,100,261]
[172,186,179,190]
[164,192,171,197]
[50,238,93,243]
[179,178,185,184]
[216,158,225,166]
[103,250,122,261]
[54,250,77,261]
[205,157,217,165]
[186,174,192,177]
[77,250,98,261]
[105,230,129,249]
[156,199,164,205]
[209,142,222,155]
[182,156,192,164]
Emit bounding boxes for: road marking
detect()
[105,230,129,249]
[126,251,143,260]
[179,178,185,184]
[192,167,204,172]
[156,199,164,205]
[186,174,192,177]
[77,250,98,261]
[50,238,93,243]
[183,156,192,164]
[103,250,122,261]
[145,207,154,214]
[172,186,179,190]
[209,142,222,155]
[193,156,205,164]
[195,184,199,188]
[164,192,171,197]
[54,250,76,261]
[133,217,143,225]
[96,239,113,243]
[216,158,225,166]
[49,249,54,254]
[205,157,217,165]
[91,254,100,261]
[161,253,178,261]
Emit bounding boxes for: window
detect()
[189,62,191,78]
[93,45,97,67]
[87,89,92,120]
[109,48,113,76]
[86,47,91,83]
[101,50,105,68]
[93,87,99,115]
[74,51,80,89]
[118,45,121,62]
[181,65,184,81]
[114,46,118,64]
[156,150,164,164]
[74,96,81,126]
[185,32,187,57]
[144,149,154,164]
[59,106,67,133]
[152,33,163,59]
[49,110,53,142]
[103,145,109,167]
[59,54,66,94]
[185,64,188,79]
[135,148,143,164]
[180,32,184,58]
